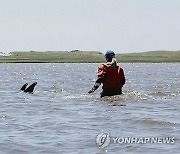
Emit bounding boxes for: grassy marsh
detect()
[0,50,180,63]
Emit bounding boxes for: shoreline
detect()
[0,50,180,63]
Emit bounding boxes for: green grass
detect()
[116,50,180,62]
[0,50,180,63]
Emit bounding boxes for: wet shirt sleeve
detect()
[97,64,106,78]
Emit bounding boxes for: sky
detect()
[0,0,180,53]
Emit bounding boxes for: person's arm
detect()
[88,74,106,93]
[120,68,126,86]
[88,65,106,94]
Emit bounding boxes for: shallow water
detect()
[0,63,180,154]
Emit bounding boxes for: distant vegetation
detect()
[116,50,180,63]
[0,50,180,63]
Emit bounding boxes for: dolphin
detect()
[20,83,28,91]
[20,82,37,93]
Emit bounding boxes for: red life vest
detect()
[97,64,125,89]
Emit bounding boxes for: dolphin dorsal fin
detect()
[20,83,28,91]
[24,82,37,93]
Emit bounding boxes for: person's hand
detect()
[88,89,94,94]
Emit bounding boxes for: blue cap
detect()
[105,50,115,58]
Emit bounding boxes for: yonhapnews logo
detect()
[96,133,175,148]
[96,133,111,148]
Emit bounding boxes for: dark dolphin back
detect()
[20,83,28,91]
[24,82,37,93]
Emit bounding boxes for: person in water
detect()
[88,50,125,97]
